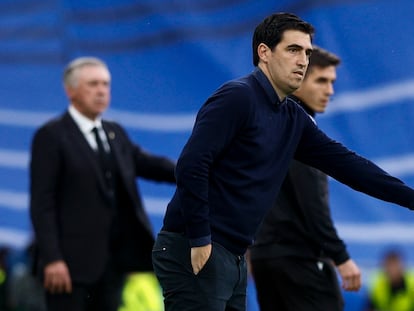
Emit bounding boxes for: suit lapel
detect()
[103,121,135,187]
[102,121,155,234]
[103,122,137,201]
[102,121,125,177]
[62,112,109,193]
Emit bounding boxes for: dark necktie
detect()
[92,127,117,208]
[92,126,111,173]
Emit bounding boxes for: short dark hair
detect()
[252,12,315,66]
[306,46,341,77]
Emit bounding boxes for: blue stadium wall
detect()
[1,0,414,310]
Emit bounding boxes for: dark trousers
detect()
[152,231,247,311]
[45,262,125,311]
[251,257,344,311]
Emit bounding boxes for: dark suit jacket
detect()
[30,111,175,284]
[250,160,350,265]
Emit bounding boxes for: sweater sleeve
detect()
[295,119,414,210]
[175,82,252,247]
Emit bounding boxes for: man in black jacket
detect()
[30,57,176,311]
[249,47,359,311]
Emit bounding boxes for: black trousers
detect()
[45,261,125,311]
[152,231,247,311]
[251,257,344,311]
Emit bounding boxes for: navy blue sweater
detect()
[162,68,414,255]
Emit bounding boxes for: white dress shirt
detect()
[68,105,111,152]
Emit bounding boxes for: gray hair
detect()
[63,57,109,87]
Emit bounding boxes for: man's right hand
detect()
[44,260,72,294]
[191,244,212,275]
[337,258,361,291]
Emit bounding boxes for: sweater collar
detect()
[252,68,283,107]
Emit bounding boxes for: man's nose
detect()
[297,51,308,67]
[327,83,334,96]
[97,84,109,93]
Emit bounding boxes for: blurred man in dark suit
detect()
[30,56,176,311]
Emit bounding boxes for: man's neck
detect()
[257,63,287,101]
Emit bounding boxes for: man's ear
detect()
[257,43,270,63]
[64,85,76,101]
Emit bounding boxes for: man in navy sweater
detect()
[249,47,360,311]
[152,12,414,311]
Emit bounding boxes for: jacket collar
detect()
[288,94,316,118]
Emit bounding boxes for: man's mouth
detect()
[293,71,304,77]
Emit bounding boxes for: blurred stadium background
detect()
[1,0,414,310]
